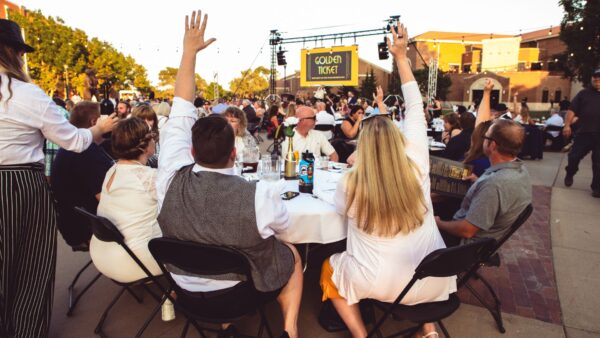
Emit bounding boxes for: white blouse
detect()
[0,74,92,165]
[329,81,457,305]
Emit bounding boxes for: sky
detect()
[18,0,565,90]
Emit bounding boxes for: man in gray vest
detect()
[155,11,303,338]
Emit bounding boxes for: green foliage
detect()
[157,67,207,98]
[9,9,152,96]
[413,68,452,101]
[557,0,600,86]
[389,60,402,95]
[229,66,271,98]
[205,82,228,101]
[360,68,377,99]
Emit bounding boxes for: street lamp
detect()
[63,65,70,100]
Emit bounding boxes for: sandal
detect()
[423,332,439,338]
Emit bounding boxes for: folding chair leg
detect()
[477,274,505,333]
[180,320,190,338]
[140,282,162,303]
[126,285,144,303]
[258,305,274,338]
[95,287,127,335]
[67,272,102,316]
[465,282,505,333]
[135,295,166,338]
[437,320,451,338]
[190,320,209,338]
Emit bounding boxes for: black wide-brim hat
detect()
[0,19,35,53]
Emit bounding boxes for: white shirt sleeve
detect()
[401,81,429,175]
[255,179,290,238]
[40,95,93,152]
[156,97,197,210]
[319,131,336,156]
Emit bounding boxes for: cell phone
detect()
[281,191,300,200]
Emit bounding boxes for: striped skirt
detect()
[0,163,56,338]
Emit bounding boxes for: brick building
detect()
[275,58,390,99]
[1,0,21,19]
[407,26,572,110]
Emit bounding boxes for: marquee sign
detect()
[300,46,359,86]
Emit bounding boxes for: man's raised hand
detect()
[184,10,216,54]
[483,78,494,92]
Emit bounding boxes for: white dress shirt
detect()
[0,74,92,165]
[281,129,336,158]
[156,97,290,292]
[316,110,336,139]
[545,114,564,137]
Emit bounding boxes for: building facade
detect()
[408,27,571,110]
[1,0,20,19]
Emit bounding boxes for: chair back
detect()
[544,125,563,132]
[148,238,250,278]
[458,204,533,287]
[413,237,497,280]
[74,206,124,245]
[314,124,335,132]
[490,204,533,254]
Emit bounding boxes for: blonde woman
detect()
[222,106,257,152]
[320,23,456,338]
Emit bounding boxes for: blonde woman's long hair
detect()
[345,116,426,237]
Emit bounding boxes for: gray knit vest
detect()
[157,165,294,292]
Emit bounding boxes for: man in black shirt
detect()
[563,68,600,197]
[51,102,114,248]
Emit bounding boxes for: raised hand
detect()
[183,10,216,54]
[373,85,384,103]
[387,22,409,60]
[483,78,494,92]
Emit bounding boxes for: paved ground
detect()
[48,148,600,338]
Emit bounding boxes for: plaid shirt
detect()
[44,107,70,177]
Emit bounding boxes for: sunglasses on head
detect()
[361,113,392,125]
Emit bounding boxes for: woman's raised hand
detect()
[387,22,409,60]
[183,10,216,54]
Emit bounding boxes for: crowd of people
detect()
[1,11,599,338]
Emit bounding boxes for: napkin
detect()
[313,169,341,205]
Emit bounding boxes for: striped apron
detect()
[0,163,56,338]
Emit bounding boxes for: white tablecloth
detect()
[275,169,347,244]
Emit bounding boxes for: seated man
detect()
[281,106,339,162]
[156,11,302,338]
[51,101,114,249]
[314,101,335,140]
[543,108,564,149]
[435,119,532,245]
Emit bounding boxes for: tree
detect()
[157,67,207,98]
[360,68,377,99]
[205,82,228,101]
[8,9,152,97]
[413,68,452,101]
[557,0,600,86]
[389,60,402,95]
[229,67,270,98]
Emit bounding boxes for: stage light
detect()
[378,37,389,60]
[277,49,287,66]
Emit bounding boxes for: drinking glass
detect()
[319,156,329,170]
[242,146,260,173]
[260,157,281,182]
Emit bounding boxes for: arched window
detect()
[542,88,549,103]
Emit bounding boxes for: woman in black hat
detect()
[0,19,117,337]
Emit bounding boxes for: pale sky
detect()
[18,0,564,90]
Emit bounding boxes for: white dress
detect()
[329,81,457,305]
[90,163,163,283]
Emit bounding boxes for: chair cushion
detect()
[374,293,460,324]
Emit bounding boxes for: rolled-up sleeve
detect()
[401,81,429,175]
[40,100,92,153]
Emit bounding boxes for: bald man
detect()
[435,119,532,246]
[281,106,339,162]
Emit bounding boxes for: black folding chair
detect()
[66,258,102,316]
[74,207,167,338]
[366,238,497,338]
[148,237,277,338]
[457,204,534,333]
[543,125,565,151]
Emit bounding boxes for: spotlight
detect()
[378,38,389,60]
[277,49,287,66]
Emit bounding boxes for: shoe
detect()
[592,191,600,198]
[564,174,574,187]
[217,325,238,338]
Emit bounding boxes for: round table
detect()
[276,169,347,244]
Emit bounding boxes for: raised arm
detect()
[156,10,216,209]
[373,86,387,114]
[475,79,494,126]
[387,23,428,173]
[512,92,520,116]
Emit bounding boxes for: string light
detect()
[588,46,592,50]
[548,26,552,36]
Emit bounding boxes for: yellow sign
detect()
[300,46,359,87]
